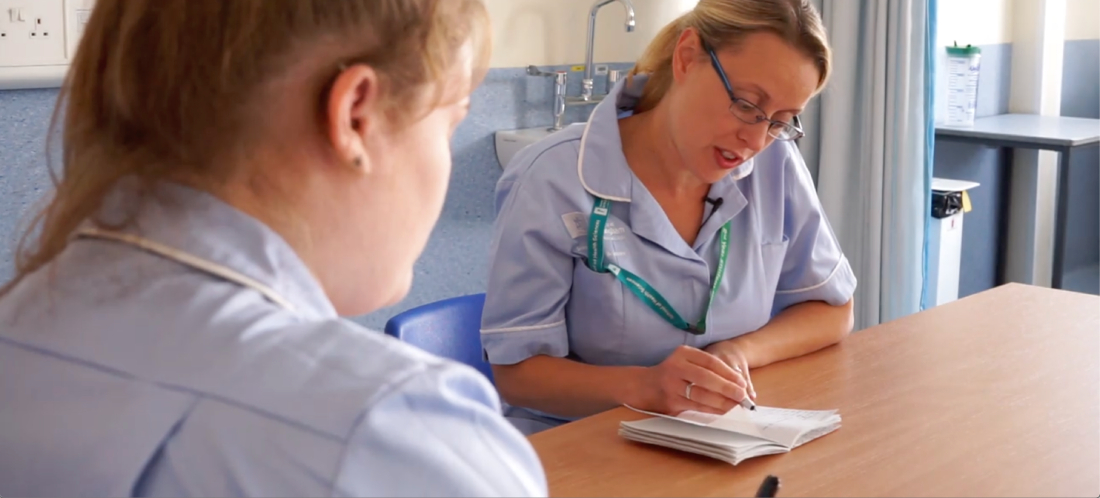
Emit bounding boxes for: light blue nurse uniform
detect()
[0,180,547,497]
[480,75,857,434]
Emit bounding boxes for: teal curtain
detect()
[920,0,937,310]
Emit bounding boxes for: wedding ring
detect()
[685,383,694,400]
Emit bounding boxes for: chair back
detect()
[383,293,494,384]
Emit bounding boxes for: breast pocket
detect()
[760,238,789,296]
[565,253,627,365]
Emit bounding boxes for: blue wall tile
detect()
[1059,39,1099,279]
[1062,40,1100,120]
[0,64,634,330]
[0,88,58,284]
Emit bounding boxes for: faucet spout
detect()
[582,0,636,101]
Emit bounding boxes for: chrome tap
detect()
[581,0,635,102]
[527,65,570,131]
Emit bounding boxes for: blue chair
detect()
[383,293,494,384]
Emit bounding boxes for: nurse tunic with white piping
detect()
[480,75,857,435]
[0,180,547,497]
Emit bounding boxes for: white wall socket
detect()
[0,0,95,90]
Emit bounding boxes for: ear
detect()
[326,64,382,173]
[672,27,706,83]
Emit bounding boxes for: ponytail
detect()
[629,14,687,114]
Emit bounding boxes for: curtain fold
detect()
[810,0,935,329]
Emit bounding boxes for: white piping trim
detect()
[76,227,299,313]
[481,320,566,335]
[774,256,848,295]
[577,107,631,203]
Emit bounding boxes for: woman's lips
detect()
[714,147,744,170]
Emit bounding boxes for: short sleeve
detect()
[480,175,575,365]
[333,363,548,497]
[771,144,858,314]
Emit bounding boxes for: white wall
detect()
[936,0,1013,48]
[484,0,697,68]
[1065,0,1100,40]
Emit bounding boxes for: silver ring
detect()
[685,383,694,400]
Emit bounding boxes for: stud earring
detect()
[353,156,363,167]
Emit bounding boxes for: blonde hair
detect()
[630,0,831,113]
[3,0,490,296]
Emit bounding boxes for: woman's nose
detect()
[735,122,771,154]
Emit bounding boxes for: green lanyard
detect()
[586,197,730,335]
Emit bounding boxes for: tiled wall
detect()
[0,63,633,330]
[0,88,56,285]
[1058,39,1100,289]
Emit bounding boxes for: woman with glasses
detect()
[480,0,857,435]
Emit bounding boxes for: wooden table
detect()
[528,284,1100,497]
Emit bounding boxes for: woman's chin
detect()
[694,166,733,185]
[382,273,414,309]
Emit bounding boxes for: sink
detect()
[494,127,557,169]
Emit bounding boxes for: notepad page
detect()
[625,405,840,448]
[620,417,785,451]
[793,422,843,448]
[705,406,840,448]
[623,405,721,427]
[618,424,787,466]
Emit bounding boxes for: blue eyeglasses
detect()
[704,43,805,141]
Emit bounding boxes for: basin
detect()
[494,126,557,169]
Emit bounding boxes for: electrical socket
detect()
[28,15,53,38]
[0,0,97,89]
[0,5,61,61]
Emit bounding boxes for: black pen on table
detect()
[754,475,780,497]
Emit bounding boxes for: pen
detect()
[754,475,780,497]
[733,365,756,411]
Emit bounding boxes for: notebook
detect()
[618,405,842,466]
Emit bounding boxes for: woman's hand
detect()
[704,340,757,401]
[631,345,750,416]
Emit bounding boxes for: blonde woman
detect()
[482,0,857,435]
[0,1,546,496]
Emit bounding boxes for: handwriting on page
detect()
[676,407,832,430]
[703,407,838,447]
[741,407,837,430]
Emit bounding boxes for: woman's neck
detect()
[618,106,709,202]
